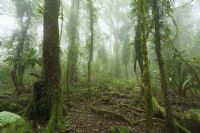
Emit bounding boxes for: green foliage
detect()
[165,54,200,96]
[0,65,12,88]
[182,109,200,133]
[152,96,165,115]
[4,46,39,70]
[108,125,131,133]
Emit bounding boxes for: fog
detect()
[0,0,200,132]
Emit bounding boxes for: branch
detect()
[174,0,193,10]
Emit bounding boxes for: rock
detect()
[0,111,33,133]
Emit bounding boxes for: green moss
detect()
[108,125,131,133]
[43,98,63,133]
[0,111,33,133]
[152,97,165,114]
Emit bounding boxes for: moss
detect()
[43,95,63,133]
[108,126,131,133]
[8,103,24,112]
[152,96,165,119]
[25,81,51,121]
[0,111,33,133]
[17,94,30,107]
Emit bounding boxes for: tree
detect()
[42,0,62,132]
[138,0,154,132]
[8,0,32,94]
[66,0,80,90]
[87,0,95,100]
[134,20,143,75]
[100,0,130,79]
[152,0,176,132]
[122,37,131,79]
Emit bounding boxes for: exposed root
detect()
[132,119,146,125]
[132,118,165,126]
[175,120,191,133]
[90,105,132,125]
[114,103,144,113]
[92,96,112,106]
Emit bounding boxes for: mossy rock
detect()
[182,109,200,133]
[0,111,33,133]
[108,125,131,133]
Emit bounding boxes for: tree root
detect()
[132,118,165,126]
[132,119,146,125]
[90,105,132,125]
[114,103,144,113]
[92,96,112,106]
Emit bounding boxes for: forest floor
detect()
[62,83,200,133]
[62,86,165,133]
[64,100,164,133]
[0,82,200,133]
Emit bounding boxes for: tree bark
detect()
[87,0,94,100]
[42,0,62,132]
[138,0,154,132]
[134,19,143,75]
[125,64,128,80]
[152,0,177,132]
[11,11,31,93]
[66,0,80,91]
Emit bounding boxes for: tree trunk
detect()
[11,12,31,93]
[139,0,154,132]
[66,0,80,91]
[125,64,128,80]
[42,0,62,132]
[11,65,22,94]
[152,0,177,132]
[134,20,143,75]
[87,0,94,100]
[114,42,121,79]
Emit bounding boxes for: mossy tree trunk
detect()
[66,0,80,91]
[134,19,143,75]
[152,0,176,132]
[87,0,95,100]
[42,0,62,132]
[138,0,154,132]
